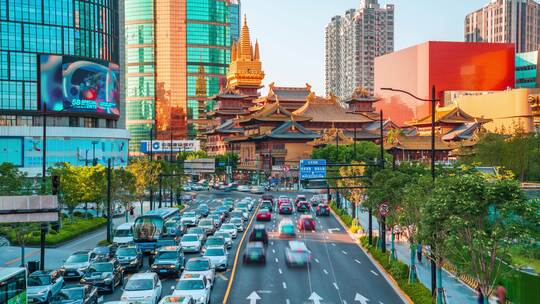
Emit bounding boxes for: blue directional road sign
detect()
[299,159,327,180]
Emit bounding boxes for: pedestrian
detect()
[476,286,484,304]
[496,282,506,304]
[417,243,423,263]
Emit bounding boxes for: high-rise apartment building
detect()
[125,0,240,153]
[325,0,394,100]
[465,0,540,53]
[0,0,129,176]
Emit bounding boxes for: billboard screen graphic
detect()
[40,55,120,117]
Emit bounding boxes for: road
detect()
[225,200,405,304]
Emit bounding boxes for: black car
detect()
[197,205,210,217]
[90,246,114,262]
[248,225,268,245]
[260,200,273,212]
[296,201,311,213]
[115,246,142,272]
[80,260,123,293]
[51,285,98,304]
[151,246,185,277]
[243,242,266,264]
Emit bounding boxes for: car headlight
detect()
[78,267,88,272]
[151,264,158,269]
[169,265,177,269]
[80,278,86,283]
[198,296,206,303]
[104,278,113,283]
[37,289,47,295]
[130,259,138,265]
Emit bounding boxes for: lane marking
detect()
[272,249,276,254]
[331,243,336,246]
[371,270,379,276]
[314,258,320,264]
[342,250,348,255]
[333,282,339,290]
[216,273,229,281]
[282,282,287,289]
[278,268,282,274]
[355,259,362,264]
[275,258,279,263]
[286,299,290,304]
[323,269,328,275]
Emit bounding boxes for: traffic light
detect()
[51,175,60,195]
[51,222,60,232]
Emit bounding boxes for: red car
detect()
[297,215,316,231]
[278,203,293,214]
[277,197,290,208]
[315,204,330,216]
[256,209,272,221]
[295,195,307,205]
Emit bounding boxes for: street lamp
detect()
[381,86,440,298]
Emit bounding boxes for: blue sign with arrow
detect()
[299,159,327,180]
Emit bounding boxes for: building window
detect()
[83,117,95,128]
[106,119,116,128]
[69,116,79,127]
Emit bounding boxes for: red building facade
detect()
[374,41,515,125]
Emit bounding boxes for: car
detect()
[277,196,290,208]
[158,295,195,304]
[203,236,226,253]
[180,234,202,253]
[256,209,271,221]
[157,238,178,249]
[261,194,274,202]
[278,203,293,214]
[172,274,211,304]
[27,270,65,303]
[196,205,209,217]
[316,204,331,216]
[187,227,207,242]
[183,258,215,287]
[181,212,199,227]
[216,206,230,217]
[233,208,249,220]
[278,219,296,238]
[296,200,311,213]
[242,242,266,264]
[151,246,185,277]
[203,247,229,271]
[51,285,98,304]
[219,224,238,238]
[248,225,268,245]
[209,211,225,223]
[181,195,194,204]
[284,241,312,267]
[60,251,92,279]
[229,217,244,232]
[90,246,114,262]
[197,219,215,235]
[207,214,222,228]
[120,272,162,304]
[250,186,264,194]
[115,245,143,272]
[295,195,307,204]
[213,232,232,249]
[237,185,250,192]
[80,260,123,293]
[182,185,192,192]
[112,222,134,246]
[297,215,316,231]
[260,200,273,211]
[164,220,183,238]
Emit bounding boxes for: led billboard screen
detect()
[40,55,120,117]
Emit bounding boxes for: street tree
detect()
[0,162,29,195]
[337,161,366,224]
[126,159,162,213]
[112,168,136,222]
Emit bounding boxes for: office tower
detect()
[325,0,394,100]
[465,0,540,53]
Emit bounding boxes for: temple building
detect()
[251,83,314,112]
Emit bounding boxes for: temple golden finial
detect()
[254,40,260,60]
[240,15,252,60]
[195,64,206,97]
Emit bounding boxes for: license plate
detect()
[67,272,76,276]
[159,269,167,273]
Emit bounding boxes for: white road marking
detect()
[275,258,279,263]
[282,282,287,289]
[342,250,348,255]
[343,301,347,304]
[355,259,362,264]
[333,282,339,290]
[272,249,276,254]
[323,269,328,275]
[270,241,274,245]
[370,270,379,276]
[286,300,290,304]
[278,268,282,274]
[331,243,336,246]
[315,258,320,263]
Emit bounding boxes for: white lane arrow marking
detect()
[246,291,261,304]
[308,292,324,304]
[328,228,340,233]
[354,293,370,304]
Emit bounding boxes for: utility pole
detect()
[430,85,437,299]
[379,110,386,253]
[106,158,112,243]
[40,103,47,270]
[158,175,163,208]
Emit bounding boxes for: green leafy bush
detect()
[359,236,434,304]
[329,202,354,227]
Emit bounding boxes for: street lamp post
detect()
[381,86,440,298]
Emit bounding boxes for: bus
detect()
[0,267,26,304]
[133,208,180,254]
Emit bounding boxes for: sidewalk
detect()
[357,211,478,304]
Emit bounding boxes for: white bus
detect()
[0,267,26,304]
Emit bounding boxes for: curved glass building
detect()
[0,0,129,176]
[125,0,239,153]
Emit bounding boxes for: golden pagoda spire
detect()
[240,15,253,60]
[195,64,206,97]
[254,40,260,60]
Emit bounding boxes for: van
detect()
[113,222,134,245]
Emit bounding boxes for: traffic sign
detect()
[283,164,290,173]
[299,159,327,180]
[379,202,390,217]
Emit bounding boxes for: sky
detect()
[241,0,488,95]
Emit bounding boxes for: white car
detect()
[121,272,162,304]
[181,234,202,253]
[183,257,215,287]
[158,295,193,304]
[197,219,215,235]
[250,186,264,194]
[172,274,211,304]
[229,217,245,232]
[112,222,134,246]
[181,212,199,227]
[219,224,238,238]
[213,232,232,249]
[237,185,250,192]
[233,207,249,220]
[203,247,229,271]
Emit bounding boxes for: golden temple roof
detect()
[408,104,490,126]
[293,93,376,123]
[239,98,312,124]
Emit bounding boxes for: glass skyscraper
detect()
[125,0,240,152]
[0,0,129,176]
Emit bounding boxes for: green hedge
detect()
[2,218,107,246]
[329,201,354,227]
[359,236,434,304]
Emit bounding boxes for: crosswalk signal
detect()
[52,175,60,195]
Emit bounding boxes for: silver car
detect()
[181,234,202,253]
[213,232,232,249]
[203,247,228,271]
[219,224,237,238]
[27,270,65,303]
